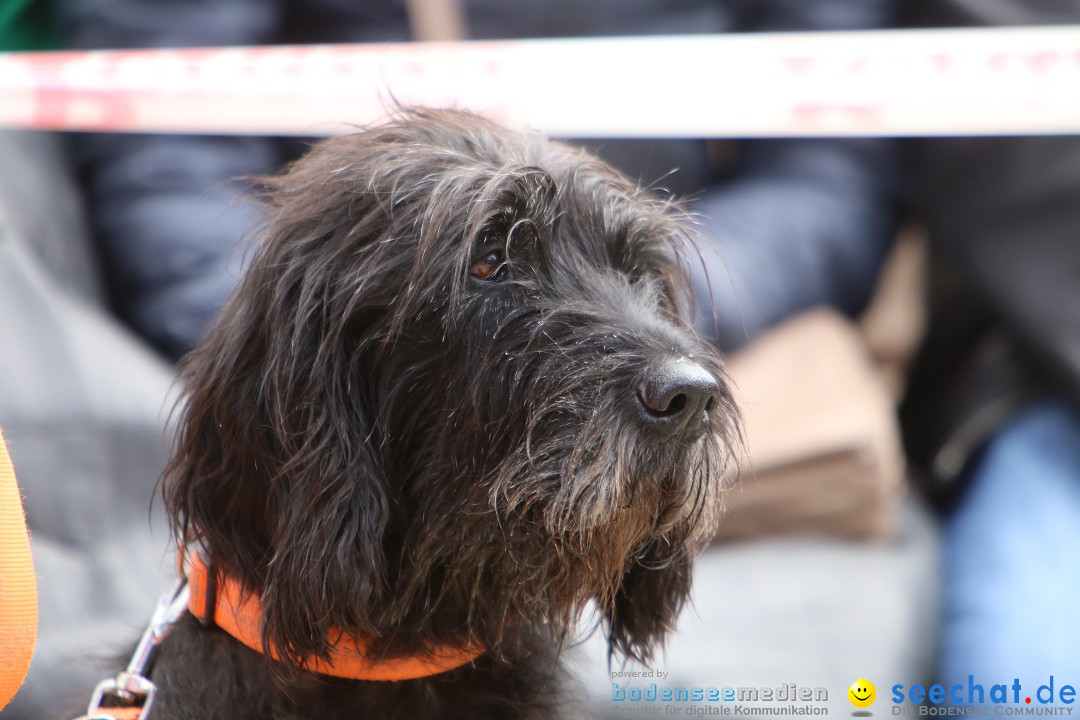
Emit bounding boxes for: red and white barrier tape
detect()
[2,26,1080,137]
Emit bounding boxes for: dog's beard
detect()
[484,370,732,627]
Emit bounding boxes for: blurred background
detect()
[2,0,1080,717]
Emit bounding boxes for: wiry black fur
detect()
[152,108,739,719]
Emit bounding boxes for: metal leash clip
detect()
[73,578,190,720]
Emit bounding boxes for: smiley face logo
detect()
[848,679,876,708]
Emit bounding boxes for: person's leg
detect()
[941,398,1080,689]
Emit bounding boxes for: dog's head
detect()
[165,108,738,670]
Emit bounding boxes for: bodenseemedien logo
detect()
[608,674,829,716]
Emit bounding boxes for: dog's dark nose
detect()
[635,359,720,439]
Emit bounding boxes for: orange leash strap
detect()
[0,427,37,711]
[185,551,485,681]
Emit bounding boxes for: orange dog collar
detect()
[184,551,484,681]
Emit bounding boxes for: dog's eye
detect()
[471,249,509,281]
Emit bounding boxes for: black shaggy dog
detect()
[151,108,738,719]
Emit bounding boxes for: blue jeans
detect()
[942,398,1080,689]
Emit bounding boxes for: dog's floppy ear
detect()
[164,154,395,663]
[606,540,693,663]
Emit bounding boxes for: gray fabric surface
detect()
[0,132,177,719]
[0,133,102,306]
